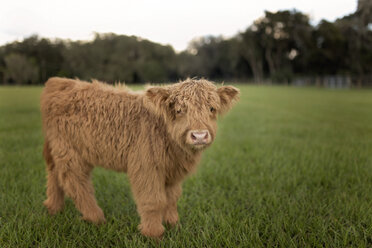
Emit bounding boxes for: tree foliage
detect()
[3,53,39,85]
[0,7,371,85]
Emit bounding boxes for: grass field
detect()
[0,85,371,247]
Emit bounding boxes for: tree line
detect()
[0,6,371,86]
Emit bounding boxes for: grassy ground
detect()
[0,85,371,247]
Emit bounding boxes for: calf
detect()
[41,77,239,237]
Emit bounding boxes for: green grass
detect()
[0,85,371,247]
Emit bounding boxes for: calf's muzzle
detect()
[187,130,211,145]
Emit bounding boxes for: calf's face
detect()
[145,79,239,151]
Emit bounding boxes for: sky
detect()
[0,0,357,51]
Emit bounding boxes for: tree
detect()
[3,54,39,84]
[62,33,178,83]
[239,29,264,82]
[184,36,240,80]
[2,35,66,82]
[357,0,372,27]
[245,10,313,82]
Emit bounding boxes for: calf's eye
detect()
[176,109,182,114]
[210,107,215,113]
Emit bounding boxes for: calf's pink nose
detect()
[190,130,209,143]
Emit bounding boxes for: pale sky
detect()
[0,0,357,51]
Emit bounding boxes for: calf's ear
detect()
[217,86,240,115]
[144,86,170,117]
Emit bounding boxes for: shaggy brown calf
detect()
[41,77,239,237]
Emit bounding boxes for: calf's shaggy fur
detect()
[41,77,239,237]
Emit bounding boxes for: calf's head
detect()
[144,79,239,151]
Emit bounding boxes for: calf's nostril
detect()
[203,132,208,139]
[191,133,197,140]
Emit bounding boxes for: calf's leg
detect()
[129,172,167,238]
[52,143,105,224]
[43,140,65,214]
[164,183,182,227]
[59,169,105,224]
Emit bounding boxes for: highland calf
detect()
[41,77,239,238]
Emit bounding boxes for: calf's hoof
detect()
[139,223,165,238]
[81,209,106,224]
[43,200,64,215]
[164,212,179,227]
